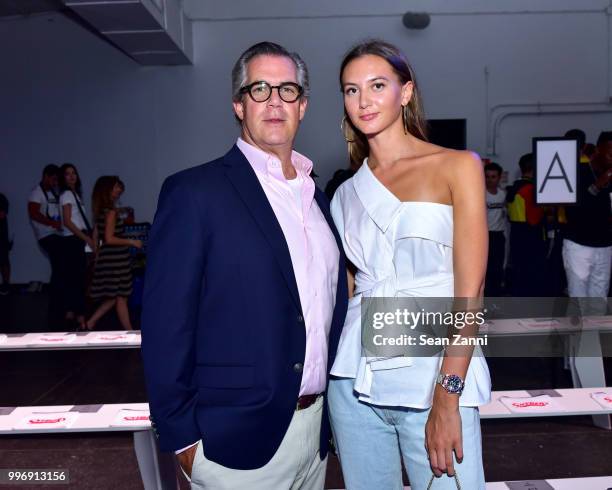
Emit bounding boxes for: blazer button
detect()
[297,315,304,323]
[293,362,304,373]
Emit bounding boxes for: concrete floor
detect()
[1,290,611,489]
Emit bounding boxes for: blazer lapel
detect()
[223,145,302,313]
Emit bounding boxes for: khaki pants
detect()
[187,397,327,490]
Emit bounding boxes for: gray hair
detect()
[231,42,310,102]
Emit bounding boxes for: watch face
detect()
[444,375,464,393]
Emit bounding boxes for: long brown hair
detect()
[59,163,83,198]
[91,176,123,219]
[339,39,428,167]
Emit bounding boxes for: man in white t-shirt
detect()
[484,162,506,296]
[27,164,63,324]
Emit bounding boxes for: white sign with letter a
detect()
[534,138,578,205]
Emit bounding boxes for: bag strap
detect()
[39,184,56,219]
[71,190,92,234]
[427,473,461,490]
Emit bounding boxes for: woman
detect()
[59,163,95,329]
[86,176,142,330]
[328,40,491,490]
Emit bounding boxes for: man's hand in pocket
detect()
[177,443,199,479]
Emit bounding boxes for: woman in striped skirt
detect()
[85,176,142,330]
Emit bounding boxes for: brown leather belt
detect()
[296,394,321,411]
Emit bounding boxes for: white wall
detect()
[1,1,611,282]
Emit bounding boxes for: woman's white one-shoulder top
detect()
[330,159,491,408]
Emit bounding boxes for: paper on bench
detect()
[590,391,612,409]
[87,333,132,344]
[110,408,151,427]
[30,334,77,345]
[14,411,79,430]
[0,334,7,344]
[499,395,563,413]
[518,318,560,328]
[585,316,612,327]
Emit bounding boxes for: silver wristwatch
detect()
[436,373,465,395]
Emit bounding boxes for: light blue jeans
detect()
[328,377,485,490]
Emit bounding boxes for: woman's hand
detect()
[425,387,463,478]
[131,239,143,249]
[85,236,96,251]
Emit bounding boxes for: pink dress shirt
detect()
[236,138,340,396]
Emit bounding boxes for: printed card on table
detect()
[518,318,560,328]
[87,333,132,344]
[505,481,553,490]
[31,334,77,345]
[0,334,7,344]
[14,411,79,430]
[590,391,612,409]
[585,316,612,327]
[499,395,562,414]
[110,409,151,427]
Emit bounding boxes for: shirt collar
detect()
[352,157,403,233]
[236,137,313,178]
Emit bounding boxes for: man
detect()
[0,192,10,295]
[141,42,348,490]
[506,153,546,296]
[563,131,612,298]
[484,162,506,296]
[27,165,63,320]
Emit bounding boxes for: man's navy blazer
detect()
[141,145,348,470]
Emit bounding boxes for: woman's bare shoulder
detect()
[434,149,483,182]
[436,148,481,166]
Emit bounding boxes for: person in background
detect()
[565,128,590,164]
[563,131,612,298]
[0,192,11,295]
[505,153,546,296]
[59,163,95,329]
[324,161,360,200]
[583,143,596,161]
[28,164,63,325]
[86,176,142,330]
[484,162,506,296]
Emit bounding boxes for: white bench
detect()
[486,477,612,489]
[2,322,610,428]
[483,316,612,428]
[0,403,175,490]
[481,387,612,419]
[330,476,612,489]
[1,389,610,489]
[0,331,141,351]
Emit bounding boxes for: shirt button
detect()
[293,363,304,373]
[297,315,304,323]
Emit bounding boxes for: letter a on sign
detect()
[539,152,573,193]
[534,138,578,205]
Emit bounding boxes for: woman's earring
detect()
[402,104,409,135]
[341,115,355,143]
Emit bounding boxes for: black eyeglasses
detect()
[239,81,304,103]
